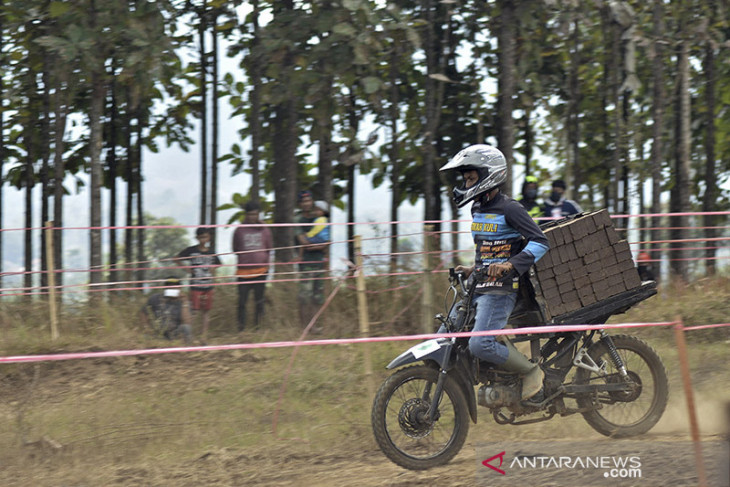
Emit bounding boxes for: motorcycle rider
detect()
[440,144,550,404]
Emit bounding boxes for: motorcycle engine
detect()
[478,383,521,408]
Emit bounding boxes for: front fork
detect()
[425,341,455,422]
[428,370,449,422]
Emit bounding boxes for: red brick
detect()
[580,291,598,307]
[561,290,579,305]
[605,227,620,245]
[556,271,574,286]
[623,268,642,289]
[584,251,602,265]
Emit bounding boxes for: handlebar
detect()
[448,268,471,298]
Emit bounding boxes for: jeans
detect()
[445,292,517,365]
[237,276,266,331]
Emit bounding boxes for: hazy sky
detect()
[0,122,444,278]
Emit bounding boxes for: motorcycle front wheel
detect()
[575,334,669,437]
[371,365,470,470]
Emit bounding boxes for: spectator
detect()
[295,191,329,325]
[177,227,221,343]
[232,200,273,332]
[139,277,193,345]
[517,175,542,220]
[542,179,582,218]
[298,200,330,246]
[636,251,656,282]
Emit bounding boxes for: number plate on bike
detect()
[411,339,441,359]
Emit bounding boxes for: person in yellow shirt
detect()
[517,175,542,220]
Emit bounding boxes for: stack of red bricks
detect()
[534,209,643,320]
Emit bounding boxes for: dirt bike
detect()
[371,267,668,471]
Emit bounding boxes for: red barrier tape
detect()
[682,323,730,331]
[3,210,729,234]
[0,321,688,364]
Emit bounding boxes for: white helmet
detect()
[440,144,508,208]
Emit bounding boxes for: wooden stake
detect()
[673,318,707,486]
[45,221,59,340]
[422,224,434,334]
[354,235,373,397]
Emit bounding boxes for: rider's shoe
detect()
[501,340,545,401]
[521,387,545,407]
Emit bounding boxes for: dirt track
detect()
[1,349,728,486]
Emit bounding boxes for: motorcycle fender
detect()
[452,357,478,424]
[386,339,451,369]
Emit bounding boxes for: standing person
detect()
[139,277,193,345]
[232,201,273,332]
[636,251,656,282]
[177,227,221,343]
[440,144,550,403]
[295,191,329,325]
[516,175,542,219]
[297,200,330,246]
[542,179,582,218]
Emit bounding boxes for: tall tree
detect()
[210,7,219,249]
[650,0,666,276]
[0,0,4,290]
[87,0,106,289]
[268,0,299,262]
[670,11,691,281]
[701,15,718,275]
[198,0,208,226]
[496,0,516,196]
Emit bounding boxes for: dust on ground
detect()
[0,348,727,487]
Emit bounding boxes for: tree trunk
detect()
[347,163,355,264]
[497,0,516,197]
[388,45,401,276]
[249,0,262,203]
[135,109,145,287]
[608,8,622,221]
[671,35,691,281]
[422,0,437,224]
[40,65,51,291]
[567,15,581,195]
[89,74,105,288]
[702,44,717,276]
[24,60,37,299]
[210,10,219,251]
[345,92,361,264]
[53,68,68,292]
[125,88,134,281]
[423,0,449,248]
[199,3,208,226]
[0,0,4,289]
[272,99,297,263]
[108,74,118,284]
[650,0,665,281]
[271,0,298,264]
[24,122,34,299]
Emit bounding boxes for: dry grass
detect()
[0,275,728,485]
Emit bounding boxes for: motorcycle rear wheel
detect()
[575,334,668,437]
[371,365,470,470]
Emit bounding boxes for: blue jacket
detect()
[542,197,582,218]
[470,192,550,293]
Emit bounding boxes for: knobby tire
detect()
[575,334,669,437]
[371,365,470,470]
